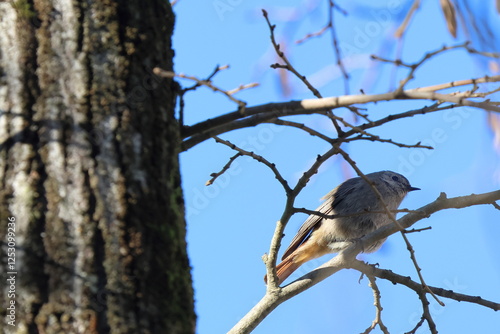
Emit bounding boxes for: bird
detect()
[265,171,419,285]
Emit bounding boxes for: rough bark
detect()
[0,1,195,333]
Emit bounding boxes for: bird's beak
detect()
[408,186,420,192]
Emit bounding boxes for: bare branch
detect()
[396,43,472,92]
[416,282,438,333]
[465,46,500,58]
[362,275,390,334]
[153,67,257,109]
[403,226,432,233]
[292,146,340,196]
[403,90,500,112]
[403,225,446,307]
[347,135,433,149]
[296,24,329,44]
[183,64,230,93]
[264,145,341,289]
[262,9,322,100]
[352,261,500,311]
[408,76,500,93]
[206,152,242,186]
[295,1,348,44]
[181,74,500,150]
[228,190,500,334]
[406,317,426,334]
[327,0,350,94]
[394,0,421,38]
[266,113,428,150]
[265,118,333,142]
[262,9,344,135]
[227,83,259,96]
[212,136,291,194]
[342,103,453,138]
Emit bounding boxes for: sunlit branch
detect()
[228,190,500,334]
[181,75,500,150]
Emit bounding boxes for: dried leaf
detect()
[440,0,457,38]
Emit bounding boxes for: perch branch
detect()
[228,189,500,334]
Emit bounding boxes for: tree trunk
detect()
[0,1,195,333]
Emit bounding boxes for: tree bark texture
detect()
[0,1,195,333]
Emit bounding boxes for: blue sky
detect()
[173,1,500,333]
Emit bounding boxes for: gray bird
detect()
[265,170,419,285]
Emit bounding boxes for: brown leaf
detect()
[440,0,457,38]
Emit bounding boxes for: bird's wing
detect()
[281,180,357,260]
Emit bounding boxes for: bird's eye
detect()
[392,176,399,181]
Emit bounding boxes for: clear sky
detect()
[173,1,500,333]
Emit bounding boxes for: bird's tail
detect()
[264,255,301,285]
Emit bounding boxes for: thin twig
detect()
[352,260,500,310]
[292,145,340,197]
[265,118,333,142]
[328,0,350,94]
[206,152,242,186]
[394,0,421,38]
[465,45,500,58]
[153,67,256,110]
[362,275,390,334]
[181,64,230,93]
[403,226,432,233]
[262,10,323,100]
[407,75,500,93]
[397,42,471,92]
[347,135,433,149]
[295,1,348,44]
[406,317,426,334]
[262,9,344,135]
[212,136,291,194]
[416,287,438,334]
[296,25,330,44]
[227,83,260,95]
[342,103,451,138]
